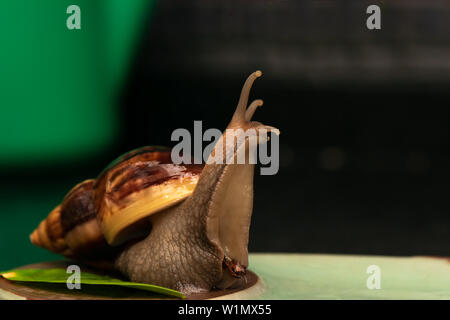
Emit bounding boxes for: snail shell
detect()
[30,146,202,260]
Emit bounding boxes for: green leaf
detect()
[0,268,185,299]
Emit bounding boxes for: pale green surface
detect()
[2,254,450,300]
[249,253,450,300]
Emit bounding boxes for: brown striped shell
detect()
[30,146,203,258]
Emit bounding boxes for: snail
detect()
[30,71,280,295]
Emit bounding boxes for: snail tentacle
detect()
[231,70,262,124]
[245,99,263,121]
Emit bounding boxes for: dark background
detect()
[118,0,450,257]
[2,0,450,269]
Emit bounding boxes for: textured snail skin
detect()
[115,71,279,294]
[115,163,253,293]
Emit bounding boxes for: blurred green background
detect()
[0,0,154,269]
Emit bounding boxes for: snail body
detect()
[30,71,279,294]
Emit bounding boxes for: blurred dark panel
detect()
[132,0,450,84]
[119,0,450,256]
